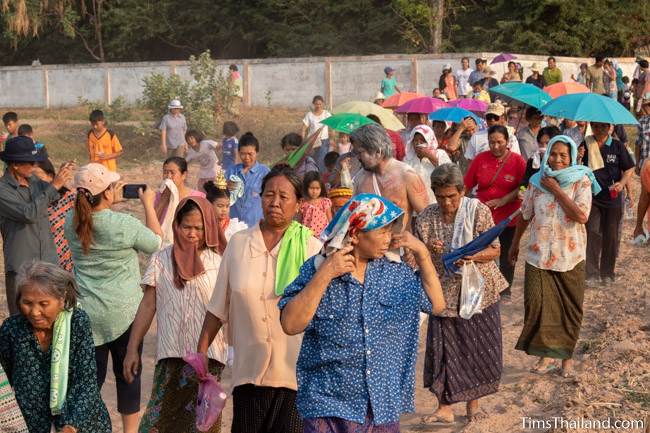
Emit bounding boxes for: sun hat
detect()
[486,102,506,117]
[373,91,385,101]
[530,63,540,72]
[75,163,120,196]
[484,66,496,75]
[168,99,183,110]
[443,63,452,71]
[384,66,395,74]
[0,136,48,163]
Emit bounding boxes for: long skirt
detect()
[138,357,224,433]
[231,384,303,433]
[304,406,399,433]
[424,302,502,405]
[515,261,585,359]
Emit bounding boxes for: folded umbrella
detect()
[395,96,448,114]
[490,53,517,64]
[543,81,590,99]
[448,98,489,113]
[320,113,377,134]
[540,92,639,125]
[382,91,423,109]
[333,101,405,131]
[443,210,521,274]
[284,127,323,168]
[428,107,482,125]
[489,82,552,109]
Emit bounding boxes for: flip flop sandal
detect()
[467,410,488,423]
[421,414,455,424]
[530,364,559,375]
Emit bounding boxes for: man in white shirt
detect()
[464,102,521,160]
[455,57,473,98]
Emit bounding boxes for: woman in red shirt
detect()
[464,124,526,298]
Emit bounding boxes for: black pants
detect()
[586,204,623,279]
[4,271,18,316]
[95,324,142,414]
[231,384,303,433]
[498,226,516,295]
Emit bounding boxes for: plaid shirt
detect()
[48,189,76,272]
[637,115,650,172]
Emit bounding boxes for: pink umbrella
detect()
[491,53,517,64]
[395,97,448,114]
[448,98,489,113]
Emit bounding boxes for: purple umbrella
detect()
[490,53,517,64]
[448,98,489,113]
[395,97,448,114]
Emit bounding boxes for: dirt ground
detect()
[0,107,648,432]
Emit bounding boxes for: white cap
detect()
[75,163,120,195]
[443,63,452,70]
[168,99,183,109]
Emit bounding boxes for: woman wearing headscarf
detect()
[415,164,507,424]
[405,125,452,203]
[0,261,111,433]
[509,135,599,377]
[123,197,228,432]
[198,165,322,433]
[439,64,458,101]
[279,193,445,431]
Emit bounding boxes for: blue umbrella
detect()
[442,210,521,274]
[488,82,552,109]
[540,93,639,125]
[428,107,482,125]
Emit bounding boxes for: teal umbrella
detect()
[488,82,552,109]
[540,93,639,125]
[320,112,377,134]
[428,107,482,125]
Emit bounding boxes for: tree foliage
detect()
[1,0,648,64]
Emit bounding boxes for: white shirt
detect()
[141,247,228,363]
[303,111,331,141]
[456,67,474,97]
[464,128,521,160]
[186,139,219,179]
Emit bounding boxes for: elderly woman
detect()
[0,261,111,433]
[415,164,507,424]
[198,165,322,433]
[509,136,599,377]
[64,163,162,433]
[279,193,445,431]
[405,124,452,203]
[464,125,526,298]
[123,197,228,432]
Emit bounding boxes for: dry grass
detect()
[1,105,306,168]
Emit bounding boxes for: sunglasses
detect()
[486,114,500,122]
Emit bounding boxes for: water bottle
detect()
[625,196,634,220]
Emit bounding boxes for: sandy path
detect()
[1,162,647,432]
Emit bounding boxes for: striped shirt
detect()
[141,246,228,364]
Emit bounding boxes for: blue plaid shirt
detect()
[278,256,432,424]
[637,115,650,172]
[226,162,270,227]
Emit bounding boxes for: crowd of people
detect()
[0,51,648,433]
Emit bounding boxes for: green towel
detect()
[50,309,72,415]
[275,221,312,296]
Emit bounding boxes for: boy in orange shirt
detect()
[87,110,122,171]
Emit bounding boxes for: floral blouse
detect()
[415,202,508,317]
[0,310,111,433]
[521,176,592,272]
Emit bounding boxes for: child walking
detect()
[299,171,332,237]
[87,109,123,172]
[185,129,221,193]
[221,121,240,173]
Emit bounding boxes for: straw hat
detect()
[373,91,385,101]
[168,99,183,110]
[530,63,540,73]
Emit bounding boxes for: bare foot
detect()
[466,400,487,422]
[530,358,558,374]
[561,359,574,378]
[422,406,455,424]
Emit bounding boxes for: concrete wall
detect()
[0,53,638,109]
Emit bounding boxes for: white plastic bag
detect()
[459,261,485,319]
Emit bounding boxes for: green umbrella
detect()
[488,82,552,109]
[320,112,377,134]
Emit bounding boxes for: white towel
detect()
[158,179,179,248]
[451,196,480,250]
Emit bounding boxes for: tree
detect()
[1,0,109,62]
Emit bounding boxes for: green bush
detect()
[140,50,236,135]
[78,96,133,124]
